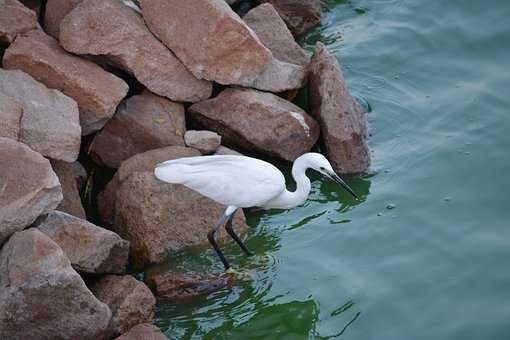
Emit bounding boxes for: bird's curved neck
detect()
[264,158,311,209]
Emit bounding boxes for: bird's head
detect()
[303,153,358,199]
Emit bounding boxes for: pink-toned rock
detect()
[51,160,87,219]
[184,130,221,155]
[0,0,39,43]
[4,29,129,135]
[0,138,62,245]
[0,229,111,340]
[0,69,81,161]
[116,324,167,340]
[140,0,272,85]
[35,211,130,274]
[215,145,242,156]
[89,90,186,168]
[43,0,82,38]
[97,146,201,226]
[145,271,234,301]
[59,0,212,103]
[262,0,322,35]
[237,58,306,92]
[308,42,370,174]
[113,172,248,268]
[244,3,309,67]
[91,275,156,336]
[0,93,22,141]
[189,88,319,161]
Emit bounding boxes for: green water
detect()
[154,1,510,338]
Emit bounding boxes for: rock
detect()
[215,145,242,156]
[91,275,156,336]
[145,271,233,301]
[238,58,306,92]
[19,0,42,15]
[184,130,221,155]
[51,160,87,219]
[116,323,167,340]
[4,29,129,135]
[113,172,248,268]
[189,88,319,161]
[43,0,82,38]
[140,0,272,85]
[35,211,130,274]
[0,0,39,43]
[59,0,212,103]
[0,69,81,161]
[308,42,370,174]
[97,146,200,226]
[89,90,186,168]
[244,3,309,67]
[262,0,322,35]
[0,93,22,141]
[0,229,111,340]
[0,138,62,245]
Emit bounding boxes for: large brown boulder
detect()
[189,88,319,161]
[0,229,111,340]
[262,0,322,35]
[51,160,87,219]
[0,69,81,161]
[0,138,62,245]
[4,29,129,135]
[91,275,156,336]
[113,171,248,268]
[43,0,82,38]
[35,211,130,274]
[244,3,309,67]
[97,146,201,226]
[116,324,167,340]
[89,90,186,168]
[0,0,39,43]
[59,0,212,103]
[140,0,272,86]
[0,93,22,141]
[308,42,370,174]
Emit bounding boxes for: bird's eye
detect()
[319,167,325,170]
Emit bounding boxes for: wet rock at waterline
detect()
[0,138,62,245]
[51,160,87,219]
[0,229,111,340]
[91,275,156,336]
[184,130,222,155]
[97,146,201,226]
[0,69,81,162]
[115,323,167,340]
[262,0,322,35]
[43,0,82,38]
[113,172,248,268]
[3,29,129,135]
[59,0,212,102]
[145,271,234,301]
[0,0,39,43]
[35,211,130,274]
[89,90,186,168]
[140,0,272,85]
[0,93,22,141]
[244,3,310,67]
[308,42,370,174]
[189,88,319,161]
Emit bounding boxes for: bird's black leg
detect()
[225,210,253,256]
[208,213,231,270]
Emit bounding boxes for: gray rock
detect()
[0,93,22,141]
[115,323,167,340]
[0,138,62,245]
[0,229,112,340]
[35,211,130,274]
[184,130,222,155]
[0,69,81,162]
[308,42,370,174]
[50,160,87,219]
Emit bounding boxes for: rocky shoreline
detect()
[0,0,369,338]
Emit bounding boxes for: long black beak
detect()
[327,171,358,199]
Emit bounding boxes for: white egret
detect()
[154,152,357,269]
